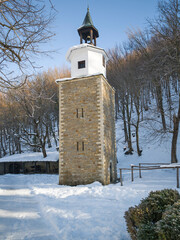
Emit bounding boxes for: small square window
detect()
[78,60,85,69]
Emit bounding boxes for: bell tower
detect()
[78,7,99,46]
[56,8,117,186]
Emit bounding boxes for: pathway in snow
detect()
[0,175,58,240]
[0,174,133,240]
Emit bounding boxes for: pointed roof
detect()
[78,7,99,38]
[82,7,94,28]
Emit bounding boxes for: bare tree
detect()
[126,0,180,163]
[0,0,55,89]
[108,46,137,154]
[1,67,70,158]
[149,0,180,163]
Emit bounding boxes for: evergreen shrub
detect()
[124,189,180,240]
[156,200,180,240]
[137,222,158,240]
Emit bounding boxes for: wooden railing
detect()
[119,163,180,188]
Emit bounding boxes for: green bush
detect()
[139,189,180,223]
[124,207,142,240]
[124,189,180,240]
[156,200,180,240]
[137,222,158,240]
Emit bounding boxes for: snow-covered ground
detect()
[0,168,179,240]
[0,121,179,239]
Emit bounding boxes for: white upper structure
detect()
[66,43,108,79]
[56,8,109,83]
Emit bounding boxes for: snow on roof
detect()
[56,73,104,83]
[0,149,59,162]
[66,43,108,62]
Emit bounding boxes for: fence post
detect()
[120,169,123,186]
[131,165,134,182]
[177,167,179,188]
[139,163,142,178]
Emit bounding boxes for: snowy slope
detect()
[116,119,180,169]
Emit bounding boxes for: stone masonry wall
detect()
[102,79,117,184]
[58,74,116,185]
[59,75,104,185]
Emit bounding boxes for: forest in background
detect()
[0,0,179,163]
[0,68,70,158]
[107,0,180,163]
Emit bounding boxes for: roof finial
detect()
[87,4,89,12]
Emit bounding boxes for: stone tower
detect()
[56,8,117,185]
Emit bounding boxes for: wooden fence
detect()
[119,163,180,188]
[0,161,58,175]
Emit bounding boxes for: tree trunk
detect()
[47,127,52,148]
[166,81,172,128]
[136,123,141,156]
[141,103,143,121]
[0,130,6,156]
[18,140,22,154]
[122,100,128,142]
[171,93,180,163]
[156,84,166,131]
[115,93,119,119]
[41,125,48,158]
[42,143,47,158]
[135,99,142,156]
[171,114,179,163]
[33,122,40,152]
[4,129,7,151]
[8,136,12,155]
[52,131,57,147]
[126,96,133,152]
[12,135,15,154]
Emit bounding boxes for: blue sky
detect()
[36,0,159,72]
